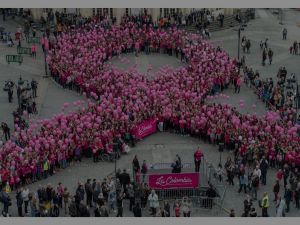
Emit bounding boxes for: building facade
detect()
[28,8,236,24]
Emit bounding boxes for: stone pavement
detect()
[0,16,85,137]
[209,8,300,117]
[1,9,300,217]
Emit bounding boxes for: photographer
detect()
[31,79,38,98]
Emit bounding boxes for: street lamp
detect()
[233,24,245,73]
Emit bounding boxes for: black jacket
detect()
[133,206,142,217]
[85,182,93,195]
[119,172,130,186]
[273,183,280,193]
[260,160,269,173]
[16,191,23,208]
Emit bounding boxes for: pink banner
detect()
[132,118,157,139]
[148,173,199,190]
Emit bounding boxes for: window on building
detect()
[160,8,162,17]
[163,8,169,18]
[103,8,109,16]
[170,8,175,16]
[76,8,80,15]
[110,8,113,18]
[125,8,129,16]
[97,8,102,16]
[92,8,101,16]
[43,8,49,13]
[63,8,67,14]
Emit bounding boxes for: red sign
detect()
[148,173,199,190]
[132,118,157,139]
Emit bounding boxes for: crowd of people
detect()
[0,17,299,217]
[243,66,297,113]
[289,41,300,55]
[0,19,299,191]
[0,152,217,217]
[1,76,38,143]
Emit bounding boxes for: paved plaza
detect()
[0,9,300,217]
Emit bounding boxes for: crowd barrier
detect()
[155,187,223,215]
[150,162,193,170]
[6,54,23,64]
[17,46,32,55]
[26,36,40,44]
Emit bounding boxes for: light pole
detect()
[234,24,245,73]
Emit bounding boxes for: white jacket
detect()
[148,193,159,208]
[276,199,286,217]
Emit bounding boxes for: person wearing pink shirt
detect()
[31,44,37,58]
[41,35,45,52]
[235,76,242,93]
[135,40,140,57]
[44,38,49,53]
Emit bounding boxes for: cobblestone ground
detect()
[0,9,300,217]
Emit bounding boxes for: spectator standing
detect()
[273,180,280,202]
[261,192,269,217]
[31,79,38,98]
[282,28,287,40]
[284,185,292,213]
[194,147,203,172]
[1,123,10,141]
[119,169,130,194]
[148,190,159,216]
[84,179,93,207]
[132,155,140,179]
[181,197,191,217]
[268,48,273,65]
[62,187,70,214]
[31,44,37,59]
[141,160,148,183]
[132,203,142,217]
[276,196,286,217]
[16,188,23,217]
[116,192,125,217]
[21,187,29,215]
[260,156,269,185]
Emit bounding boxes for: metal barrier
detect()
[150,162,193,170]
[190,196,220,215]
[26,37,40,44]
[6,55,23,64]
[155,187,208,200]
[17,46,32,55]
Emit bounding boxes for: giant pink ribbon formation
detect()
[0,22,299,185]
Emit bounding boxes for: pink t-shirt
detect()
[31,45,37,52]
